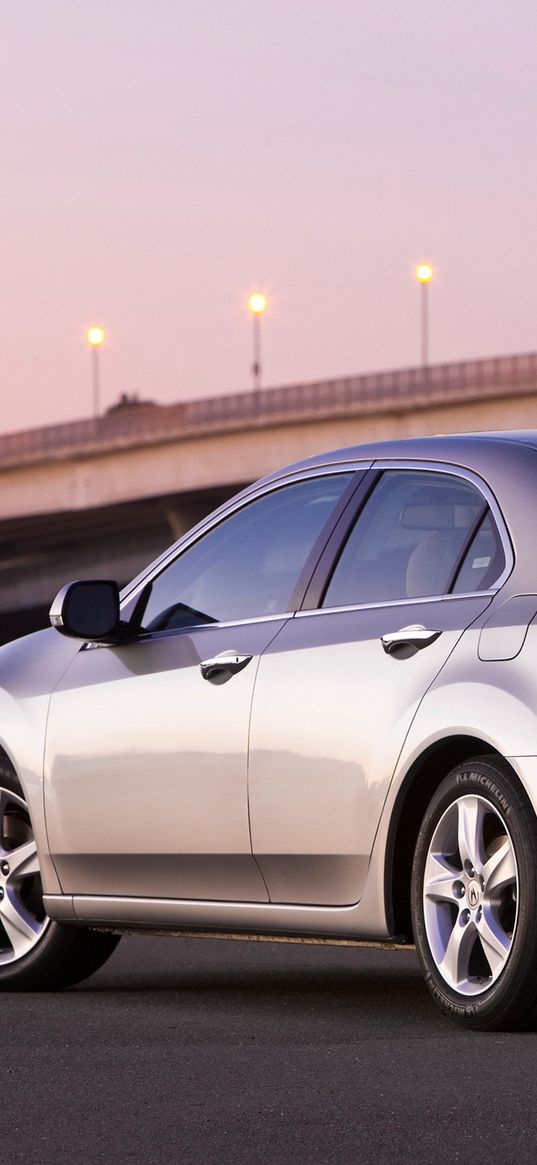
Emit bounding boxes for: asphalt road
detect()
[1,934,537,1165]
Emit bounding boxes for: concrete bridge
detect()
[1,350,537,642]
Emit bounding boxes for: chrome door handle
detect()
[381,624,441,655]
[200,651,253,682]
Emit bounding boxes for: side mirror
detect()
[49,580,121,643]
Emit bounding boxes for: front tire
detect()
[0,766,120,990]
[411,757,537,1030]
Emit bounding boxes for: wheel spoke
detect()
[439,917,477,988]
[476,905,511,977]
[483,838,516,895]
[423,854,458,903]
[7,839,40,880]
[457,796,486,872]
[0,891,40,958]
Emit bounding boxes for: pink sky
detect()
[1,1,536,432]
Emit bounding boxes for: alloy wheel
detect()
[0,786,50,965]
[422,793,518,996]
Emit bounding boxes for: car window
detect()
[139,473,354,631]
[451,512,506,593]
[322,470,487,607]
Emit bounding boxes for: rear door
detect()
[248,462,510,906]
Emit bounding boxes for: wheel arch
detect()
[386,735,521,939]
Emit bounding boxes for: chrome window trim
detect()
[120,462,371,614]
[135,612,292,641]
[296,590,496,619]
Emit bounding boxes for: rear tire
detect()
[411,756,537,1030]
[0,765,120,990]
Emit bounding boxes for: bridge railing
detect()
[2,351,537,465]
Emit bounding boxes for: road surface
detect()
[1,934,534,1164]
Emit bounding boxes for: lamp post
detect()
[86,326,105,417]
[415,264,433,367]
[248,292,267,390]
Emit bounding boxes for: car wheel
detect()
[0,765,120,990]
[411,756,537,1030]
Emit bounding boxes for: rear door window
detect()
[452,513,506,593]
[322,470,488,607]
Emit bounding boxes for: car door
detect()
[44,469,357,903]
[248,462,510,907]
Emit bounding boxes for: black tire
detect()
[411,756,537,1031]
[0,765,120,990]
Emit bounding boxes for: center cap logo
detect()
[468,880,481,908]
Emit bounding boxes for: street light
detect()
[248,292,267,390]
[86,326,105,417]
[415,264,432,368]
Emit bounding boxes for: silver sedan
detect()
[1,429,537,1030]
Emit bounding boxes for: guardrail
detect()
[2,352,536,467]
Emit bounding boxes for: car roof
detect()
[260,430,537,482]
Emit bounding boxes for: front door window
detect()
[138,473,354,631]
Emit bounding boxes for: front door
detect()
[44,620,283,901]
[44,468,356,902]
